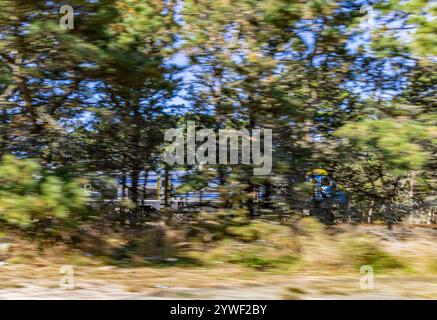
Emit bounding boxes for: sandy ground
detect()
[0,265,436,299]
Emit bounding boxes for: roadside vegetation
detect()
[0,0,435,299]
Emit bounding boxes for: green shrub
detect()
[204,239,298,270]
[227,248,297,270]
[228,250,274,269]
[343,237,404,272]
[0,155,87,229]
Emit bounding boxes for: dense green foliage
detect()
[0,155,86,228]
[0,0,435,228]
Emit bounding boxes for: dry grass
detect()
[1,218,437,298]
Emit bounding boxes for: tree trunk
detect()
[367,199,374,224]
[141,170,148,207]
[121,173,127,199]
[164,166,170,208]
